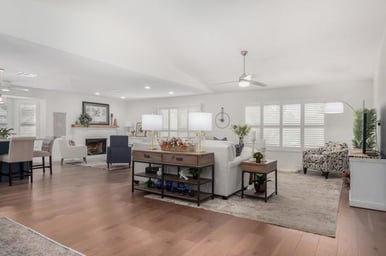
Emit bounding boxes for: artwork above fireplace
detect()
[85,138,107,155]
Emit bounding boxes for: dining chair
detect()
[33,137,55,175]
[0,136,35,186]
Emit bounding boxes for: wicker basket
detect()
[160,145,194,152]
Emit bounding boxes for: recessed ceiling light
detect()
[144,86,151,90]
[95,92,100,96]
[120,96,126,99]
[22,88,29,92]
[168,91,174,95]
[1,88,10,92]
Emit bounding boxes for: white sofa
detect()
[200,140,251,198]
[132,140,252,198]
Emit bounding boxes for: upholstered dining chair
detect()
[0,136,35,186]
[33,137,55,175]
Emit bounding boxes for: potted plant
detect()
[0,127,14,139]
[232,124,251,145]
[78,113,92,127]
[189,167,201,179]
[253,151,264,163]
[253,174,271,193]
[352,108,377,150]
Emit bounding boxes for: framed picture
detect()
[82,102,110,125]
[135,122,147,137]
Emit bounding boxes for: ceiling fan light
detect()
[238,80,250,87]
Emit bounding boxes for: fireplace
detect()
[85,138,107,155]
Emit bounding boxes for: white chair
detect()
[0,136,36,186]
[57,138,87,165]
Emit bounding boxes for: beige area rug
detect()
[0,217,84,256]
[70,156,129,171]
[145,171,342,237]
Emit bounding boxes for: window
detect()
[245,102,325,149]
[282,104,301,148]
[304,103,325,147]
[159,105,201,138]
[0,98,41,137]
[263,105,280,146]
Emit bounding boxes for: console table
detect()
[132,149,215,206]
[240,160,277,202]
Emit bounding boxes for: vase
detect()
[255,159,261,163]
[254,183,266,193]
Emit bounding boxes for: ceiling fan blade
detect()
[249,80,268,87]
[211,80,238,85]
[244,74,253,80]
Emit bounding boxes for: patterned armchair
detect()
[303,141,349,179]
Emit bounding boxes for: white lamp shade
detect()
[189,112,212,131]
[124,121,133,128]
[142,114,163,130]
[324,102,344,114]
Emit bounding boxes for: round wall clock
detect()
[215,107,230,129]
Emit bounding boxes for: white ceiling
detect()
[0,0,385,99]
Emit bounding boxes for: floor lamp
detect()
[142,114,163,150]
[188,112,212,153]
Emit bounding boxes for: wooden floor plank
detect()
[0,163,385,255]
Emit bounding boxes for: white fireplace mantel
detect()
[70,127,123,146]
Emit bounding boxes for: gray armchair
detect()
[106,135,131,169]
[303,141,349,179]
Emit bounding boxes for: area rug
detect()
[0,217,84,256]
[70,157,129,171]
[145,171,342,237]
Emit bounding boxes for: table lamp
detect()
[188,112,212,152]
[124,121,133,136]
[142,114,162,150]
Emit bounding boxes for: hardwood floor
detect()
[0,163,385,256]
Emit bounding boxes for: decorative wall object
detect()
[135,122,146,137]
[82,101,110,125]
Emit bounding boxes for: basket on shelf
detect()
[159,137,194,152]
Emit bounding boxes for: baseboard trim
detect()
[349,198,386,211]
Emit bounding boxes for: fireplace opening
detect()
[85,138,107,155]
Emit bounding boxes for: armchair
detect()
[57,138,87,165]
[303,141,349,179]
[106,135,131,169]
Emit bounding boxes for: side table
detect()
[241,159,278,202]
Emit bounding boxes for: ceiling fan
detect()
[214,50,267,88]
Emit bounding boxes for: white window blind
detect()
[282,104,301,147]
[304,103,324,125]
[159,105,201,138]
[245,102,325,149]
[283,128,301,147]
[304,103,325,147]
[304,128,325,148]
[263,105,280,125]
[264,128,280,146]
[283,104,301,125]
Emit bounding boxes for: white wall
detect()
[374,27,386,156]
[4,88,128,160]
[126,81,373,171]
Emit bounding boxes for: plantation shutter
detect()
[282,104,301,148]
[304,103,325,147]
